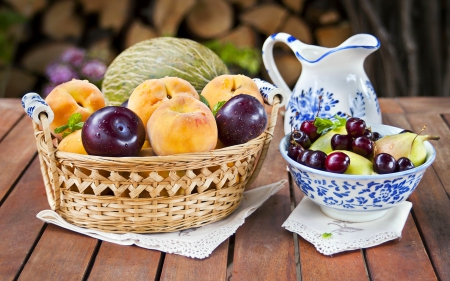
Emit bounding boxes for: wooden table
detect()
[1,97,449,281]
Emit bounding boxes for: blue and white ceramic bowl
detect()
[280,123,436,222]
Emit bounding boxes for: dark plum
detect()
[300,120,320,142]
[352,136,373,157]
[331,134,352,151]
[82,106,146,157]
[290,130,311,149]
[373,153,397,174]
[325,152,350,173]
[346,117,366,138]
[215,94,267,146]
[396,157,415,172]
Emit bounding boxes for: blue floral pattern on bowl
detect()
[279,122,436,221]
[288,166,424,211]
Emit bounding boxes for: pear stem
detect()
[409,125,426,157]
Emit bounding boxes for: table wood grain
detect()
[0,97,449,281]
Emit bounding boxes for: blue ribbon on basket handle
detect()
[21,93,54,125]
[253,78,287,107]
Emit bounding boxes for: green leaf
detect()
[67,112,82,130]
[212,101,227,116]
[321,232,332,239]
[314,115,347,134]
[199,94,210,109]
[54,124,68,134]
[54,113,84,138]
[74,122,84,130]
[62,131,71,139]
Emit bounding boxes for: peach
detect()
[201,74,264,110]
[148,94,218,156]
[128,77,199,132]
[58,130,87,154]
[45,79,105,139]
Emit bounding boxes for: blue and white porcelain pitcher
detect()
[262,32,382,135]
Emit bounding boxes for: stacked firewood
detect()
[2,0,354,98]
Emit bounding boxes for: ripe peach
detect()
[58,130,87,154]
[147,94,218,156]
[201,74,264,110]
[45,79,105,139]
[128,77,199,132]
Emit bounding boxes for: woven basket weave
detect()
[33,96,280,233]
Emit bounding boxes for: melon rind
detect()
[102,37,229,106]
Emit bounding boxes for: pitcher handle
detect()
[262,33,303,105]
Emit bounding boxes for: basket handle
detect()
[36,112,61,210]
[22,93,60,210]
[246,94,282,186]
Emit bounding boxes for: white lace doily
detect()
[282,197,412,255]
[37,180,287,259]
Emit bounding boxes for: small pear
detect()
[374,132,439,167]
[331,150,375,175]
[310,125,347,154]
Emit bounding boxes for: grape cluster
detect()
[288,117,415,174]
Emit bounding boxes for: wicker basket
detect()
[32,96,281,233]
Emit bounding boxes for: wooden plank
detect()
[231,112,296,280]
[18,224,98,280]
[360,112,438,280]
[396,97,450,114]
[292,177,369,280]
[365,215,437,280]
[0,117,36,201]
[407,113,450,194]
[0,99,24,140]
[88,243,161,280]
[378,98,404,114]
[404,113,450,281]
[0,158,48,280]
[160,240,229,281]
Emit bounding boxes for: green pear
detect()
[331,150,375,175]
[310,125,347,154]
[374,132,439,167]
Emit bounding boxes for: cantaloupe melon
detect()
[102,37,229,106]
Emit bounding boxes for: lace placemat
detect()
[282,197,412,255]
[37,179,287,259]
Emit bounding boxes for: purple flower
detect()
[42,83,57,97]
[61,48,85,67]
[81,60,106,81]
[46,63,79,84]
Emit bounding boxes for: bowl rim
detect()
[280,123,436,180]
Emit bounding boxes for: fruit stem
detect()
[315,96,322,118]
[409,125,426,157]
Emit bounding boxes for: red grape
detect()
[352,136,373,157]
[290,130,311,149]
[396,157,415,172]
[303,150,327,170]
[346,117,366,137]
[300,120,320,142]
[325,152,350,173]
[331,134,353,151]
[288,144,304,160]
[373,153,397,174]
